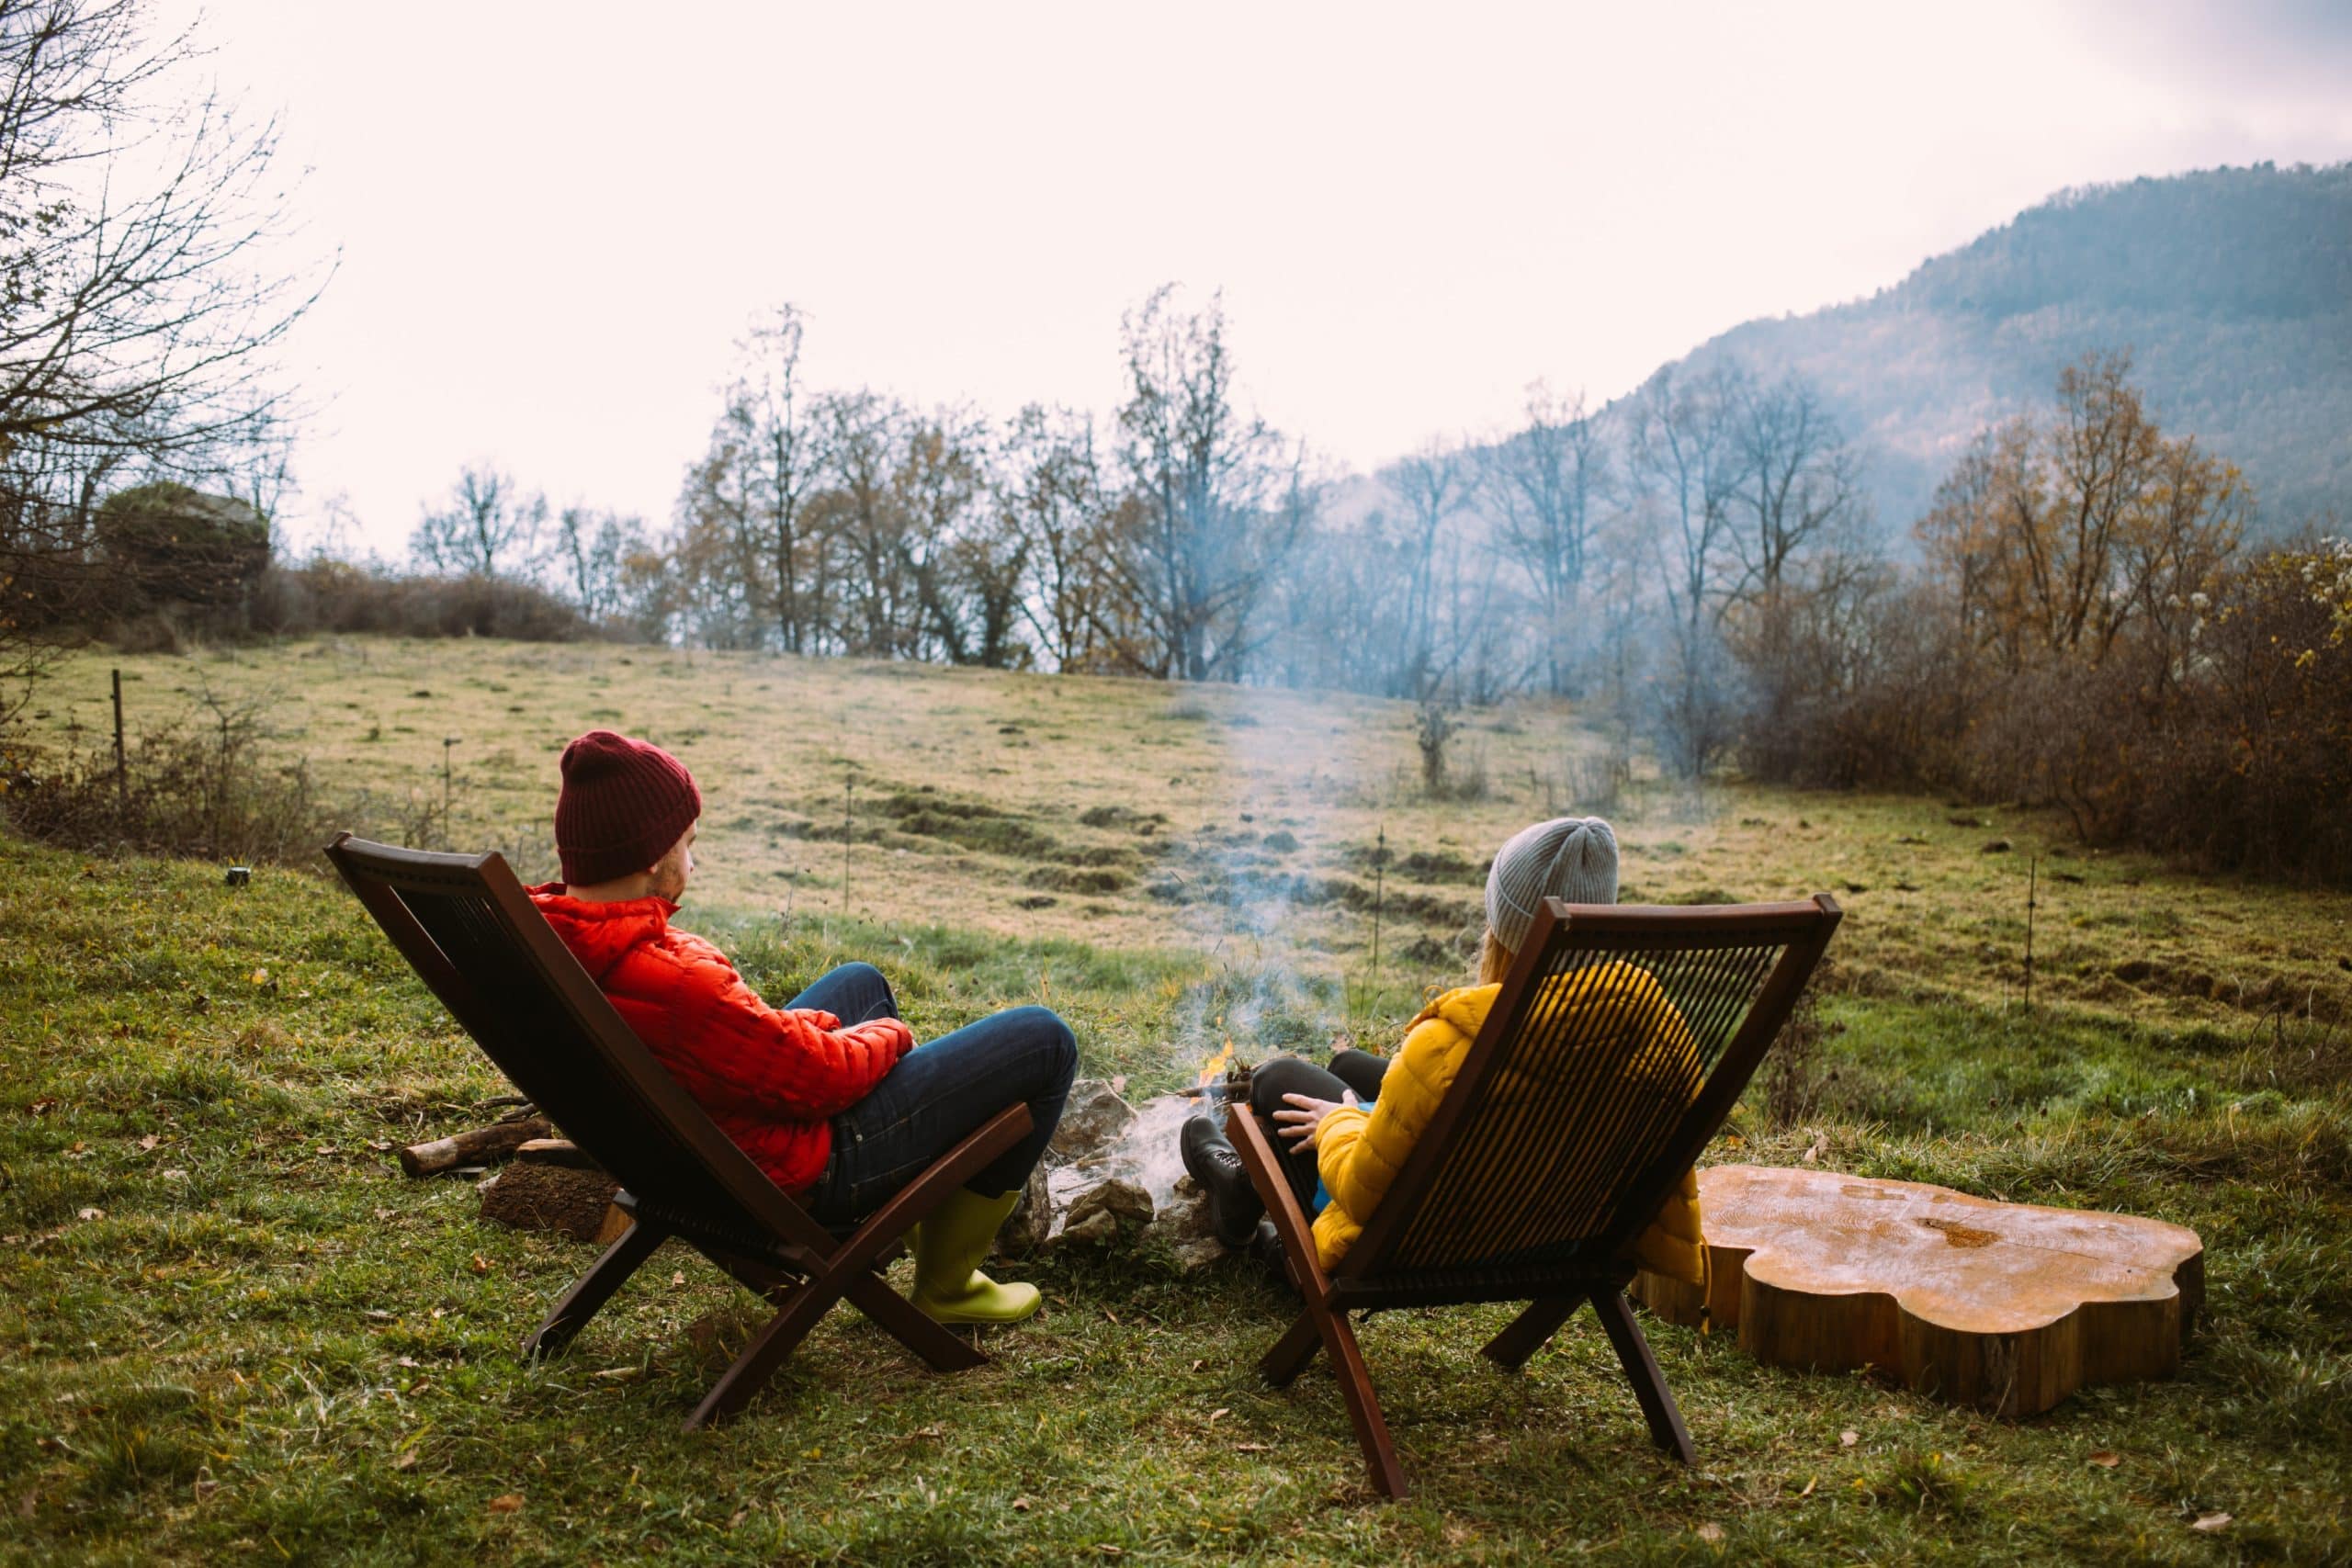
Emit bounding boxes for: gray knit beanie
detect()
[1485,816,1620,954]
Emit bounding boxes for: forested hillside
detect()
[1655,164,2352,533]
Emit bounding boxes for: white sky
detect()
[172,0,2352,557]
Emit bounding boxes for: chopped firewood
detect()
[397,1116,552,1178]
[514,1138,601,1170]
[477,1163,621,1242]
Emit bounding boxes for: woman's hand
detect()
[1273,1089,1360,1151]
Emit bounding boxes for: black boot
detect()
[1181,1111,1265,1249]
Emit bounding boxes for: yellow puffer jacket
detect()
[1311,962,1708,1283]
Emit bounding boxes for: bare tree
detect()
[1481,382,1608,694]
[893,405,989,662]
[824,389,911,658]
[1627,363,1747,774]
[0,0,321,716]
[411,464,547,579]
[552,505,645,624]
[1727,373,1869,617]
[1385,437,1474,701]
[1001,403,1124,671]
[1113,285,1304,681]
[725,305,828,652]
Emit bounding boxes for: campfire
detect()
[1182,1038,1251,1102]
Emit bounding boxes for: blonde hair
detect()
[1477,928,1514,986]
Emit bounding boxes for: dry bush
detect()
[3,684,436,864]
[251,561,590,642]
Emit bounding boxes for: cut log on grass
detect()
[478,1163,622,1243]
[1633,1164,2204,1417]
[514,1138,600,1170]
[397,1116,552,1177]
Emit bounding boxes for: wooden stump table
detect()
[1633,1164,2203,1416]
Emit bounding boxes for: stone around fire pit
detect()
[1013,1078,1227,1269]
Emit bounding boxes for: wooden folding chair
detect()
[1227,894,1841,1496]
[324,833,1029,1431]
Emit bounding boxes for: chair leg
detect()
[1589,1288,1696,1464]
[1482,1294,1586,1371]
[1318,1304,1408,1499]
[841,1271,988,1372]
[684,1270,844,1431]
[521,1218,665,1359]
[1261,1307,1323,1386]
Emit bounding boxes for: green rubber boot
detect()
[909,1188,1041,1325]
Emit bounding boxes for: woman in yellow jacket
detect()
[1180,815,1708,1289]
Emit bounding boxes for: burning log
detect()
[397,1114,552,1178]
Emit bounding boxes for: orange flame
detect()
[1195,1038,1236,1088]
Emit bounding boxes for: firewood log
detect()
[397,1116,552,1178]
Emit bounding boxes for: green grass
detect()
[3,637,2349,1562]
[2,842,2346,1563]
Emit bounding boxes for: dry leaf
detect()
[28,1098,57,1116]
[392,1451,417,1472]
[1803,1133,1828,1165]
[671,1270,686,1287]
[487,1493,523,1514]
[250,968,268,985]
[1696,1522,1724,1542]
[362,1309,394,1322]
[2088,1450,2120,1468]
[1839,1429,1859,1448]
[137,1134,160,1152]
[75,1207,104,1222]
[1208,1407,1229,1423]
[1012,1496,1031,1512]
[1796,1477,1816,1498]
[2191,1513,2232,1533]
[469,1254,491,1275]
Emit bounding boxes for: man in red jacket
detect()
[528,730,1075,1325]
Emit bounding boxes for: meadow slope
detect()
[2,637,2346,1563]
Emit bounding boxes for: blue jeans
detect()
[791,963,1078,1222]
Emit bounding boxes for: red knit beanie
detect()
[554,730,701,886]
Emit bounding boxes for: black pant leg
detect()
[1249,1055,1351,1211]
[1327,1048,1390,1100]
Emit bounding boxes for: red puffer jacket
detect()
[529,887,913,1194]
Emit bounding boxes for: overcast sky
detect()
[174,0,2352,556]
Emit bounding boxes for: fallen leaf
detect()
[728,1508,747,1529]
[368,1140,394,1153]
[1802,1133,1828,1165]
[250,968,268,985]
[392,1451,417,1472]
[2088,1450,2120,1468]
[1796,1477,1816,1498]
[487,1493,523,1514]
[469,1254,491,1275]
[1012,1496,1031,1512]
[1696,1522,1724,1542]
[2192,1513,2232,1533]
[1839,1430,1859,1448]
[75,1207,104,1223]
[362,1309,394,1323]
[162,1168,187,1181]
[1208,1407,1229,1423]
[671,1270,686,1287]
[393,1356,421,1369]
[137,1134,160,1152]
[1190,1359,1204,1372]
[28,1098,56,1116]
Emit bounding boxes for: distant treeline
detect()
[25,291,2352,883]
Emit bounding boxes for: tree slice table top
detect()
[1632,1164,2203,1416]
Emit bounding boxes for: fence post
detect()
[111,668,128,815]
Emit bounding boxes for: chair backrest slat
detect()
[1338,895,1838,1282]
[323,833,830,1255]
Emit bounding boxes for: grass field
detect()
[3,637,2348,1563]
